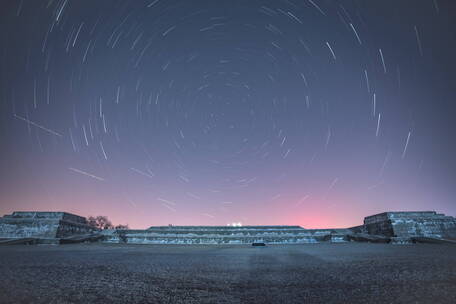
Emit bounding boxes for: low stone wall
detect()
[101,226,349,244]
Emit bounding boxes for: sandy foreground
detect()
[0,243,455,303]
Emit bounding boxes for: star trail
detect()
[0,0,455,228]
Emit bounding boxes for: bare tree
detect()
[87,216,114,230]
[87,216,97,228]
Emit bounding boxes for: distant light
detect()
[227,222,242,227]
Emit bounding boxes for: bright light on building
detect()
[227,222,242,227]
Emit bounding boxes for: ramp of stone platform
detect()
[0,238,38,245]
[59,233,104,244]
[346,233,391,243]
[412,237,456,245]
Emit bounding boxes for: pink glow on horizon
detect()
[0,191,367,229]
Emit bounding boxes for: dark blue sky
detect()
[1,0,455,228]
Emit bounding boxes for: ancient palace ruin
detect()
[1,211,456,245]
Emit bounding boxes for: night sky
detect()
[1,0,455,228]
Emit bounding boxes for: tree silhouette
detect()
[87,216,129,230]
[87,216,113,230]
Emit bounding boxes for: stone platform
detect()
[361,211,456,239]
[0,211,98,243]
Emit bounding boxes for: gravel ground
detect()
[0,243,456,304]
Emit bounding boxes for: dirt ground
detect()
[0,243,456,303]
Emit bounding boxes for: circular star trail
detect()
[0,0,455,228]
